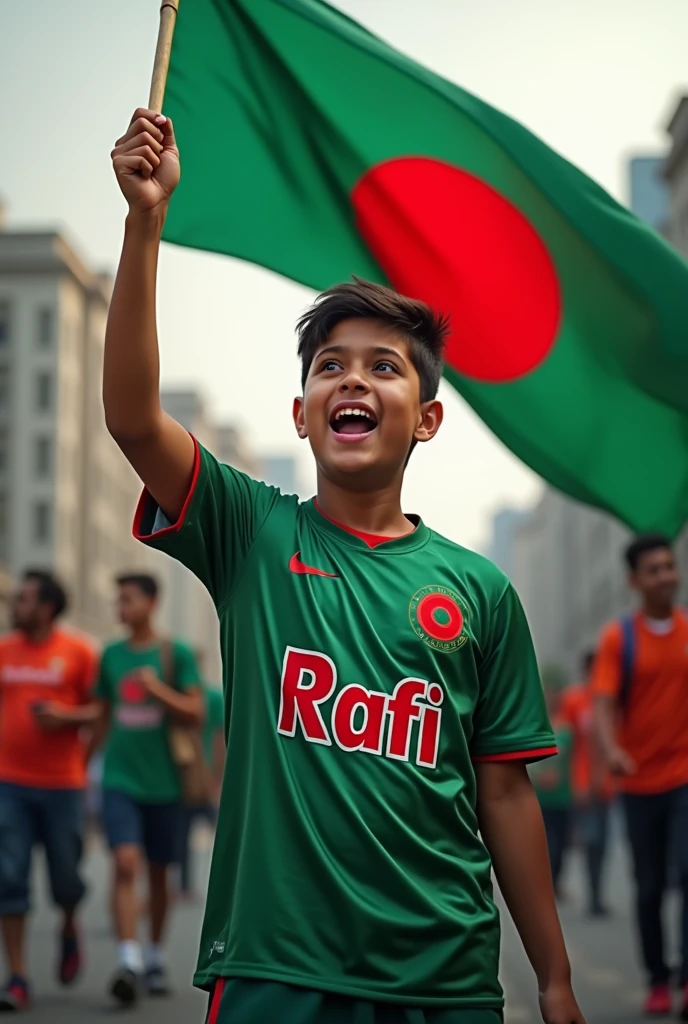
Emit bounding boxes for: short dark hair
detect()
[23,569,68,620]
[624,533,672,572]
[296,277,449,403]
[116,573,159,599]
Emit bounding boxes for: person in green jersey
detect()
[178,671,225,899]
[92,572,202,1007]
[529,689,574,900]
[103,107,586,1024]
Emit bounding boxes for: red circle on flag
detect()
[417,592,463,642]
[351,157,561,382]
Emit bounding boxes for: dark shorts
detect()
[0,782,86,915]
[101,789,182,865]
[205,979,503,1024]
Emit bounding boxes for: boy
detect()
[593,534,688,1018]
[92,573,202,1006]
[0,571,98,1010]
[104,107,584,1024]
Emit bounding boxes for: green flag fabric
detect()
[162,0,688,536]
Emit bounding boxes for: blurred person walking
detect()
[91,574,202,1007]
[593,534,688,1018]
[560,653,614,918]
[530,687,574,900]
[177,664,224,902]
[0,570,98,1011]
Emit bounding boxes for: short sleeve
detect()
[471,582,557,763]
[94,649,113,701]
[133,438,281,607]
[172,642,200,692]
[590,623,623,700]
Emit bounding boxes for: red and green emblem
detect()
[409,585,468,653]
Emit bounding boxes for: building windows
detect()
[33,502,51,543]
[0,304,9,347]
[35,437,51,478]
[35,372,53,412]
[37,307,53,348]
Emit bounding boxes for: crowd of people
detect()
[0,569,224,1011]
[532,533,688,1018]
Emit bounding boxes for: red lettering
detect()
[332,684,387,754]
[386,678,428,761]
[417,707,442,768]
[277,647,337,745]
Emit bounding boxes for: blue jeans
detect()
[623,783,688,984]
[0,782,86,915]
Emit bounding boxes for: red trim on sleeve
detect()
[207,979,226,1024]
[132,436,201,542]
[472,745,559,764]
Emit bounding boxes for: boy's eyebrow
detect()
[316,344,406,360]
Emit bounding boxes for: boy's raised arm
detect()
[104,107,195,521]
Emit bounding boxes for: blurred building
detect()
[260,454,301,495]
[484,507,530,581]
[492,99,688,679]
[0,215,156,642]
[628,156,669,234]
[665,95,688,255]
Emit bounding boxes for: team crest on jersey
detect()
[409,585,468,653]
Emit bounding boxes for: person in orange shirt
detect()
[0,570,99,1011]
[560,652,614,918]
[593,534,688,1019]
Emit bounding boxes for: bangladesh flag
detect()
[161,0,688,536]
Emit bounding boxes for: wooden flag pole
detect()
[148,0,180,111]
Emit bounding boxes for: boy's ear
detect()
[293,396,308,439]
[413,399,443,444]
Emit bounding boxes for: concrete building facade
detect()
[0,223,155,641]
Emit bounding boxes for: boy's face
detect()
[293,319,442,486]
[117,583,156,629]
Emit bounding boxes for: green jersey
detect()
[203,683,225,764]
[136,442,555,1008]
[96,638,199,803]
[530,723,573,809]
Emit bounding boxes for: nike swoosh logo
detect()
[289,551,339,578]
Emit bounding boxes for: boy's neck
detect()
[315,475,414,538]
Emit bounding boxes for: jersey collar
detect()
[305,498,431,553]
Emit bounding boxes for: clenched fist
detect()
[111,107,180,215]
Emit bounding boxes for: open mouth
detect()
[330,406,378,436]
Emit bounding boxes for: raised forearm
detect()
[103,210,166,442]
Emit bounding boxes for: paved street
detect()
[20,810,673,1023]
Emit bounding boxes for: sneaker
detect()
[58,928,82,986]
[0,975,30,1012]
[679,983,688,1021]
[109,966,140,1007]
[145,965,171,997]
[644,982,671,1016]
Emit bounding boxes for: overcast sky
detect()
[1,0,686,550]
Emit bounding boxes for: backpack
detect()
[617,614,636,715]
